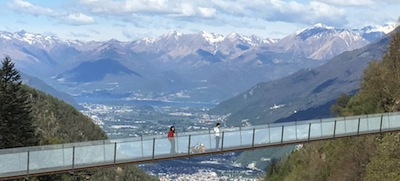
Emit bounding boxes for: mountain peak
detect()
[163,30,183,38]
[6,30,62,46]
[360,24,397,34]
[17,30,28,35]
[293,23,351,41]
[55,59,141,83]
[106,39,122,44]
[312,23,334,29]
[227,32,238,38]
[199,31,224,44]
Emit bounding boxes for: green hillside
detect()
[27,85,107,144]
[0,56,157,180]
[265,27,400,181]
[28,85,159,180]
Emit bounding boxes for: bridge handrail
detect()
[1,111,397,153]
[1,111,400,179]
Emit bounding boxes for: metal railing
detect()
[1,111,400,180]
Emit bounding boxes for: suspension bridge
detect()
[1,112,400,180]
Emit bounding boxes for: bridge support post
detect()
[152,138,155,160]
[308,123,311,141]
[333,120,337,139]
[103,140,106,162]
[281,125,284,144]
[268,126,271,143]
[62,144,65,166]
[175,132,179,154]
[113,142,117,165]
[208,129,211,152]
[252,128,255,148]
[357,118,361,136]
[72,146,75,173]
[26,151,30,179]
[239,127,242,146]
[380,115,383,133]
[295,122,298,140]
[141,135,144,157]
[188,135,191,155]
[221,132,224,151]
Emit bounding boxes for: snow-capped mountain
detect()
[0,30,90,69]
[0,24,394,103]
[352,23,397,42]
[128,30,276,62]
[271,23,370,60]
[0,30,85,50]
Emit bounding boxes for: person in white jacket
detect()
[214,123,221,149]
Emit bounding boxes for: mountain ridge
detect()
[0,24,395,103]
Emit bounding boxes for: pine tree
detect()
[0,56,38,148]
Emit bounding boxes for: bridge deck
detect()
[1,112,400,180]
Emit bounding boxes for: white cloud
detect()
[64,13,95,26]
[208,0,245,16]
[309,1,345,17]
[74,0,351,35]
[8,0,55,16]
[8,0,95,26]
[176,4,216,18]
[250,1,347,26]
[198,7,216,18]
[79,0,217,21]
[80,0,172,14]
[180,3,195,16]
[182,0,347,26]
[321,0,374,6]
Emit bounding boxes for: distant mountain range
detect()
[0,23,396,103]
[210,25,399,126]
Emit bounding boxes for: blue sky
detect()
[1,0,399,41]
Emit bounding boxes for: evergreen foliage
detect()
[0,56,39,148]
[265,28,400,180]
[26,86,107,144]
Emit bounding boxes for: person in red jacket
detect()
[168,126,176,154]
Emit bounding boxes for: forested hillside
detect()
[0,56,157,180]
[27,85,107,144]
[265,28,400,181]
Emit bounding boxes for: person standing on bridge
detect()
[168,126,176,154]
[214,123,221,150]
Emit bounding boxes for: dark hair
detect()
[170,126,175,132]
[216,123,220,127]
